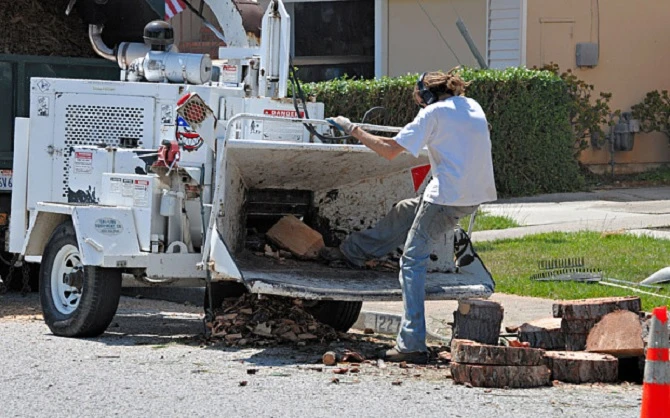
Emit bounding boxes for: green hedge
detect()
[300,67,584,197]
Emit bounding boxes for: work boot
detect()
[383,348,428,365]
[318,246,347,262]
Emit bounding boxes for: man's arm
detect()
[350,126,406,161]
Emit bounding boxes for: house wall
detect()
[525,0,670,172]
[386,0,487,77]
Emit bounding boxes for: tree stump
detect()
[518,318,565,350]
[451,363,551,388]
[452,299,503,345]
[544,351,618,384]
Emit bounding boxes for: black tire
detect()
[307,300,363,332]
[203,281,247,312]
[40,221,122,338]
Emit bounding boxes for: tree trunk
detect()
[452,299,503,345]
[451,363,551,388]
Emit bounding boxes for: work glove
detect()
[326,116,356,135]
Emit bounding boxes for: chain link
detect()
[0,254,31,295]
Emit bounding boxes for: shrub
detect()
[631,90,670,141]
[299,67,584,197]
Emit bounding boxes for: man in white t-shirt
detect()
[323,70,497,364]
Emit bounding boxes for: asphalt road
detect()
[0,293,642,418]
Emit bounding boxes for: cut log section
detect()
[586,310,644,357]
[266,215,325,260]
[544,351,618,384]
[451,363,551,388]
[560,318,600,334]
[552,296,641,320]
[452,299,503,345]
[451,339,545,366]
[563,333,589,352]
[518,318,565,350]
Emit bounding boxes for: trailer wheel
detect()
[40,221,122,338]
[307,300,362,332]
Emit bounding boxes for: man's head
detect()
[414,68,471,107]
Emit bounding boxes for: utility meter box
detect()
[576,43,599,67]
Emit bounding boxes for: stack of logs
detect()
[450,296,647,388]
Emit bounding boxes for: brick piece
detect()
[518,317,565,350]
[552,296,641,319]
[544,351,618,383]
[450,363,551,388]
[266,215,325,260]
[451,339,545,366]
[586,310,644,357]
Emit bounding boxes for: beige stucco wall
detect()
[525,0,670,172]
[386,0,486,77]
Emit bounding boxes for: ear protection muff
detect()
[417,72,438,106]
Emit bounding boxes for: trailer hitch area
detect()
[63,266,84,291]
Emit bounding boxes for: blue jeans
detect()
[340,197,477,352]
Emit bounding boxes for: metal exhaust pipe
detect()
[88,24,116,61]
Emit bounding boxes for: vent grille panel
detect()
[62,104,146,197]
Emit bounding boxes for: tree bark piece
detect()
[552,296,641,319]
[452,299,503,345]
[544,351,618,383]
[518,317,565,350]
[451,339,545,366]
[450,363,551,388]
[563,333,589,351]
[266,215,325,260]
[586,310,644,357]
[561,318,600,334]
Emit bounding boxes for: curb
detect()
[353,310,451,343]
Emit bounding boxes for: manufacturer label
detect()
[263,109,305,118]
[37,96,49,117]
[133,179,150,207]
[74,151,93,173]
[94,218,123,235]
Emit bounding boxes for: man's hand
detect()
[326,116,356,135]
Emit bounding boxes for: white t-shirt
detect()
[394,96,497,206]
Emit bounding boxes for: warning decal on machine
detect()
[74,151,93,174]
[263,109,305,118]
[122,179,134,197]
[94,217,123,235]
[109,177,122,194]
[133,179,150,207]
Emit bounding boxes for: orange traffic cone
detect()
[641,306,670,418]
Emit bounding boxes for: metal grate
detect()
[62,104,145,197]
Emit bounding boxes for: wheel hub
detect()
[50,244,83,315]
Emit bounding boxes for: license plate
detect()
[0,170,12,191]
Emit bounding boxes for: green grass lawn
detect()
[459,210,520,232]
[475,231,670,312]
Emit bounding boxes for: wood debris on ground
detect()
[208,293,340,346]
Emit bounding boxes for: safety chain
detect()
[0,254,31,295]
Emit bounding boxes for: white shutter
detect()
[488,0,522,69]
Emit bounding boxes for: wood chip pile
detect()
[208,293,340,346]
[1,0,96,57]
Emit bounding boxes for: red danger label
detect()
[263,109,305,118]
[75,151,92,160]
[134,179,150,186]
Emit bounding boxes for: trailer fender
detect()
[24,203,141,266]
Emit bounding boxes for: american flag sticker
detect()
[165,0,186,20]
